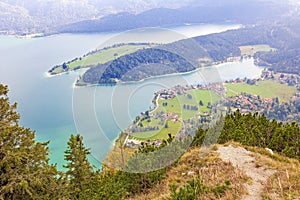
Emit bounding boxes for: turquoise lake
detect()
[0,23,263,170]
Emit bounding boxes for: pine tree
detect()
[64,134,96,199]
[0,84,61,199]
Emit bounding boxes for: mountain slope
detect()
[129,142,300,200]
[0,2,35,33]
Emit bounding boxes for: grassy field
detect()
[225,80,297,102]
[139,116,163,128]
[131,121,181,141]
[239,44,276,56]
[157,90,221,120]
[131,90,220,141]
[52,44,147,74]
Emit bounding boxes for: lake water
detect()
[0,23,262,170]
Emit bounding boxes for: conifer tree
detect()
[0,84,61,199]
[64,134,96,199]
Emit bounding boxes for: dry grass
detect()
[243,146,300,199]
[127,142,300,200]
[129,147,248,200]
[223,141,300,199]
[102,147,136,170]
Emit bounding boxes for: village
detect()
[123,68,300,149]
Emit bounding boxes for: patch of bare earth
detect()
[217,145,275,200]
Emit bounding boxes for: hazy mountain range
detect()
[59,1,291,34]
[0,0,296,35]
[0,0,194,34]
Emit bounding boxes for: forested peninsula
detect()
[48,15,300,86]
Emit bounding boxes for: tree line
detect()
[192,110,300,160]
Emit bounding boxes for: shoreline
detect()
[0,32,46,39]
[1,21,242,39]
[44,67,89,79]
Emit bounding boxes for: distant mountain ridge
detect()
[0,0,293,35]
[58,1,290,33]
[0,0,194,35]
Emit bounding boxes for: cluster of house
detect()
[262,69,300,90]
[226,93,275,114]
[125,138,163,148]
[226,56,242,62]
[157,83,223,101]
[164,112,181,122]
[125,138,140,148]
[159,90,176,100]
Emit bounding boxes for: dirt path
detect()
[217,145,275,200]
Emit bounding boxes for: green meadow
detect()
[52,44,147,74]
[239,44,276,56]
[131,121,181,141]
[225,80,297,102]
[156,90,221,120]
